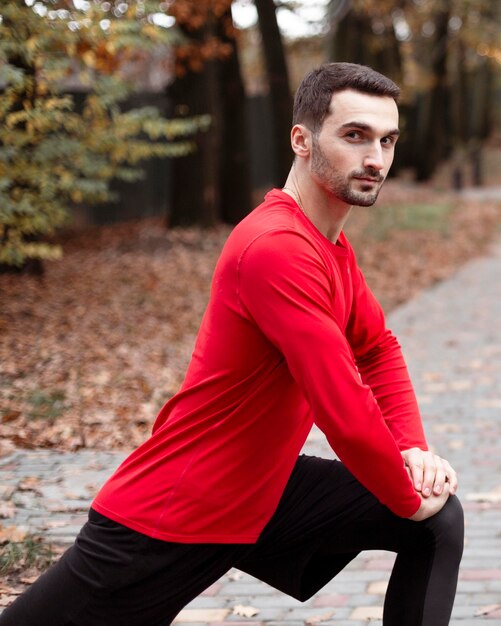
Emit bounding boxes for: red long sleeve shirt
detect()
[93,189,426,542]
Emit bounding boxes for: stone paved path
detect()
[1,237,501,624]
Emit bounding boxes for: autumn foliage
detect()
[0,1,209,267]
[169,0,236,76]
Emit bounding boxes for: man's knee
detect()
[427,495,464,560]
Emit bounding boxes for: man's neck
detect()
[282,169,352,244]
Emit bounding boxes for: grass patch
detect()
[365,202,454,240]
[26,389,66,422]
[0,536,55,576]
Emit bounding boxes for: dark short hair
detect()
[293,62,400,133]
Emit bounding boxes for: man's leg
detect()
[0,509,248,626]
[1,456,463,626]
[236,455,463,626]
[382,497,464,625]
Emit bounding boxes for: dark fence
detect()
[71,92,277,226]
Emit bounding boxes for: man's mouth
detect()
[353,176,382,183]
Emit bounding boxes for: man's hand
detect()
[409,485,451,521]
[401,448,458,498]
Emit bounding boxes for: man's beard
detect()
[311,136,385,207]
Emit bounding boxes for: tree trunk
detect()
[326,2,403,174]
[330,9,373,65]
[414,4,450,181]
[166,21,219,227]
[254,0,293,187]
[217,9,252,224]
[449,38,468,190]
[468,56,494,187]
[166,7,251,227]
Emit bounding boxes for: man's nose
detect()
[363,142,385,172]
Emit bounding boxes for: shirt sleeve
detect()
[237,230,421,518]
[345,260,428,452]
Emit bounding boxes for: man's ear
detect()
[290,124,312,159]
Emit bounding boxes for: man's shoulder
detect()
[241,188,300,230]
[226,190,310,253]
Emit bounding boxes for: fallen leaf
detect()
[232,604,259,618]
[0,501,17,519]
[9,435,38,450]
[17,477,41,493]
[41,520,69,529]
[1,411,21,423]
[19,575,39,585]
[475,604,501,616]
[422,372,443,382]
[0,595,22,607]
[432,423,462,434]
[63,492,84,500]
[0,524,28,544]
[466,492,501,503]
[0,486,15,500]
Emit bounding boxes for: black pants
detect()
[0,455,464,626]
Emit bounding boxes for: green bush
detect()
[0,2,208,267]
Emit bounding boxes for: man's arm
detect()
[345,259,458,505]
[237,230,422,518]
[346,262,428,451]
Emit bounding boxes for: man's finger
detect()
[403,449,425,491]
[432,457,447,495]
[421,454,438,497]
[408,462,424,492]
[443,460,458,495]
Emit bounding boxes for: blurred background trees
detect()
[0,0,208,267]
[166,0,252,226]
[0,0,499,267]
[326,0,499,185]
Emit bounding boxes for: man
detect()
[1,63,463,626]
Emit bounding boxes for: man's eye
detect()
[346,131,361,140]
[381,136,396,146]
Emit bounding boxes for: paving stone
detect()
[285,606,345,620]
[210,622,264,626]
[349,606,384,619]
[201,583,224,597]
[221,583,278,595]
[363,558,395,570]
[345,594,384,608]
[366,581,388,595]
[244,596,302,608]
[173,609,229,622]
[181,597,225,609]
[263,622,304,626]
[312,594,348,608]
[459,579,482,590]
[460,568,501,580]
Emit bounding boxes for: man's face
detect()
[309,89,400,207]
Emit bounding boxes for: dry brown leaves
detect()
[0,182,500,454]
[0,532,62,603]
[0,222,230,454]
